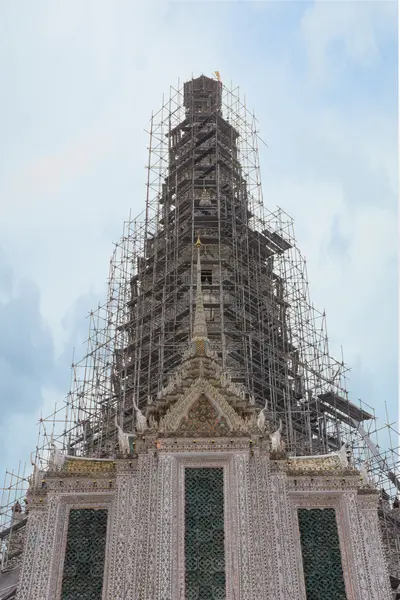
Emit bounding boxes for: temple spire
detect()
[192,236,209,354]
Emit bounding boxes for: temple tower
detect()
[111,75,370,460]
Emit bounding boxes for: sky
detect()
[0,1,398,486]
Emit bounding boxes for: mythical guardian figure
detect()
[257,407,266,432]
[48,442,66,471]
[270,420,285,454]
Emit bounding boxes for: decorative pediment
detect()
[287,453,357,476]
[158,379,256,436]
[61,456,116,476]
[179,394,229,435]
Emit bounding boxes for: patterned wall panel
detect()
[107,468,130,598]
[234,454,253,599]
[185,467,226,600]
[61,508,108,600]
[357,496,392,600]
[36,495,60,599]
[297,508,347,600]
[16,509,47,600]
[156,455,174,600]
[270,473,301,600]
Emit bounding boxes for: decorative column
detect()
[341,491,375,600]
[234,453,255,600]
[126,461,140,598]
[154,454,175,600]
[16,493,48,600]
[36,493,61,600]
[107,459,136,600]
[269,460,301,600]
[356,491,392,600]
[248,451,273,600]
[128,451,159,600]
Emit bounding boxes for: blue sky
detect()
[0,1,398,481]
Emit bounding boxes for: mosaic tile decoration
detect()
[180,395,229,435]
[298,508,347,600]
[185,468,226,600]
[61,508,108,600]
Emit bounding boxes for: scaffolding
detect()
[1,75,399,584]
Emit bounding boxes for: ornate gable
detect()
[157,379,257,436]
[182,394,228,434]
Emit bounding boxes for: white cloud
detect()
[300,1,397,80]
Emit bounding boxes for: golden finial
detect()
[195,235,202,248]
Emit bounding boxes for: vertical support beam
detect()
[155,455,174,600]
[357,493,392,600]
[125,463,140,596]
[16,494,61,600]
[269,463,301,600]
[248,452,273,600]
[234,454,255,599]
[341,491,376,600]
[15,504,47,600]
[36,495,60,599]
[130,453,149,598]
[107,461,132,599]
[129,452,158,599]
[144,453,159,599]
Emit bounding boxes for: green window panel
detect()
[185,468,226,600]
[298,508,347,600]
[61,508,108,600]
